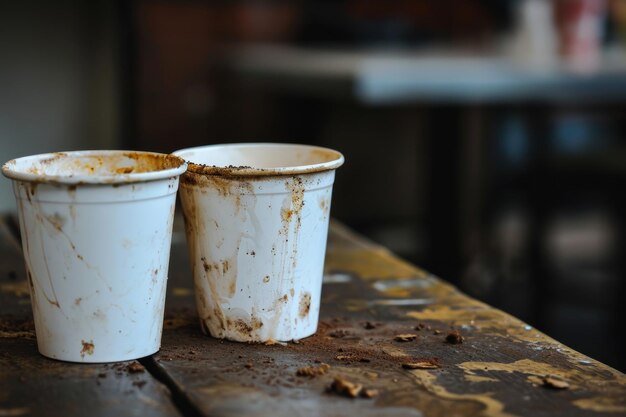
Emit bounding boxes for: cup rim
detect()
[172,143,344,177]
[1,150,188,185]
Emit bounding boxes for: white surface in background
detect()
[228,43,626,104]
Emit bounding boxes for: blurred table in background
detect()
[225,44,626,103]
[223,44,626,372]
[223,44,626,281]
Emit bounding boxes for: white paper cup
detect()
[173,143,344,342]
[2,150,187,362]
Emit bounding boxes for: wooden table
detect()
[1,214,625,417]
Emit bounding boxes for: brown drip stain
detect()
[299,292,311,318]
[201,257,237,298]
[227,317,264,339]
[80,340,95,357]
[289,178,304,266]
[182,186,227,337]
[280,178,305,232]
[182,172,234,196]
[202,257,213,272]
[288,177,305,218]
[182,168,268,339]
[69,204,77,222]
[213,306,226,330]
[278,177,307,276]
[319,198,331,217]
[281,209,293,222]
[26,183,37,201]
[206,176,233,197]
[180,172,203,187]
[234,194,242,214]
[46,213,65,232]
[19,192,65,313]
[74,297,82,306]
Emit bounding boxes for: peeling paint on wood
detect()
[2,214,626,417]
[151,217,626,417]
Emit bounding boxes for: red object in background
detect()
[556,0,607,72]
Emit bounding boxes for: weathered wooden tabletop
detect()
[1,214,625,417]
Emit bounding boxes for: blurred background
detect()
[1,0,625,370]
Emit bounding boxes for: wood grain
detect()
[153,220,626,417]
[2,213,625,417]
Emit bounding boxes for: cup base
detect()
[37,347,160,364]
[199,318,318,343]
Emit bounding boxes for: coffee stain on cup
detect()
[80,340,95,357]
[299,292,311,319]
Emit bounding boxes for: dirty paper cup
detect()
[2,151,187,362]
[174,143,344,342]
